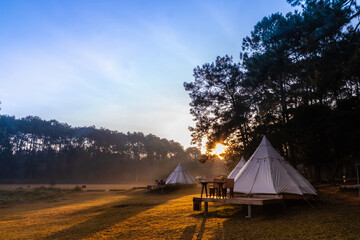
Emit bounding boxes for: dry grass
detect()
[0,185,359,240]
[0,183,151,191]
[0,186,83,205]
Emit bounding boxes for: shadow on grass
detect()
[219,197,359,240]
[190,200,318,220]
[196,217,207,240]
[177,218,207,240]
[40,188,196,240]
[190,204,245,219]
[179,224,197,240]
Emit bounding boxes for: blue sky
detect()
[0,0,294,148]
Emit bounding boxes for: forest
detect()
[184,0,360,182]
[0,114,211,183]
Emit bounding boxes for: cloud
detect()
[142,19,203,66]
[0,16,196,147]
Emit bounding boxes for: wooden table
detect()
[200,181,226,198]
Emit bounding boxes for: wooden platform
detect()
[338,184,360,192]
[197,196,283,205]
[193,196,283,218]
[147,185,165,193]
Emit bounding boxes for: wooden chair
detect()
[223,178,234,198]
[221,183,228,198]
[214,178,226,198]
[208,183,219,198]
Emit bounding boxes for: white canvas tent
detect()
[165,163,197,185]
[234,136,317,196]
[228,157,246,179]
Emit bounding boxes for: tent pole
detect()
[356,164,360,198]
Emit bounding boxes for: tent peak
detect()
[260,135,272,146]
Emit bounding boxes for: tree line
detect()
[184,0,360,182]
[0,115,208,183]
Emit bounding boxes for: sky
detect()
[0,0,295,148]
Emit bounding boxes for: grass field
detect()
[0,185,359,240]
[0,183,152,191]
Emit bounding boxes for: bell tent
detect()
[228,157,246,179]
[234,136,317,196]
[165,163,197,185]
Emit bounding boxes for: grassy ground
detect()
[0,186,82,205]
[0,185,359,240]
[0,183,152,191]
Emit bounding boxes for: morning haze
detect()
[1,0,359,239]
[0,0,293,148]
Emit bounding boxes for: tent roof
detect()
[165,163,196,185]
[228,157,246,179]
[234,136,317,195]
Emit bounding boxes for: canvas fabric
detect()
[228,156,246,179]
[234,136,317,195]
[165,163,196,184]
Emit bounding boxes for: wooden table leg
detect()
[201,183,208,198]
[204,202,208,216]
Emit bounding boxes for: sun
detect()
[199,138,228,158]
[213,143,227,159]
